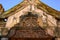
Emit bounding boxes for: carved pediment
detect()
[15,12,39,29]
[8,12,52,38]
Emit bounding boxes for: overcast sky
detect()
[0,0,60,11]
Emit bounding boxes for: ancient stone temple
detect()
[0,0,60,40]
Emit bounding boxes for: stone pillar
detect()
[57,20,60,37]
[55,19,60,40]
[0,27,8,40]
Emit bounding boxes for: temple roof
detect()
[0,0,60,19]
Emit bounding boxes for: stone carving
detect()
[0,4,4,14]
